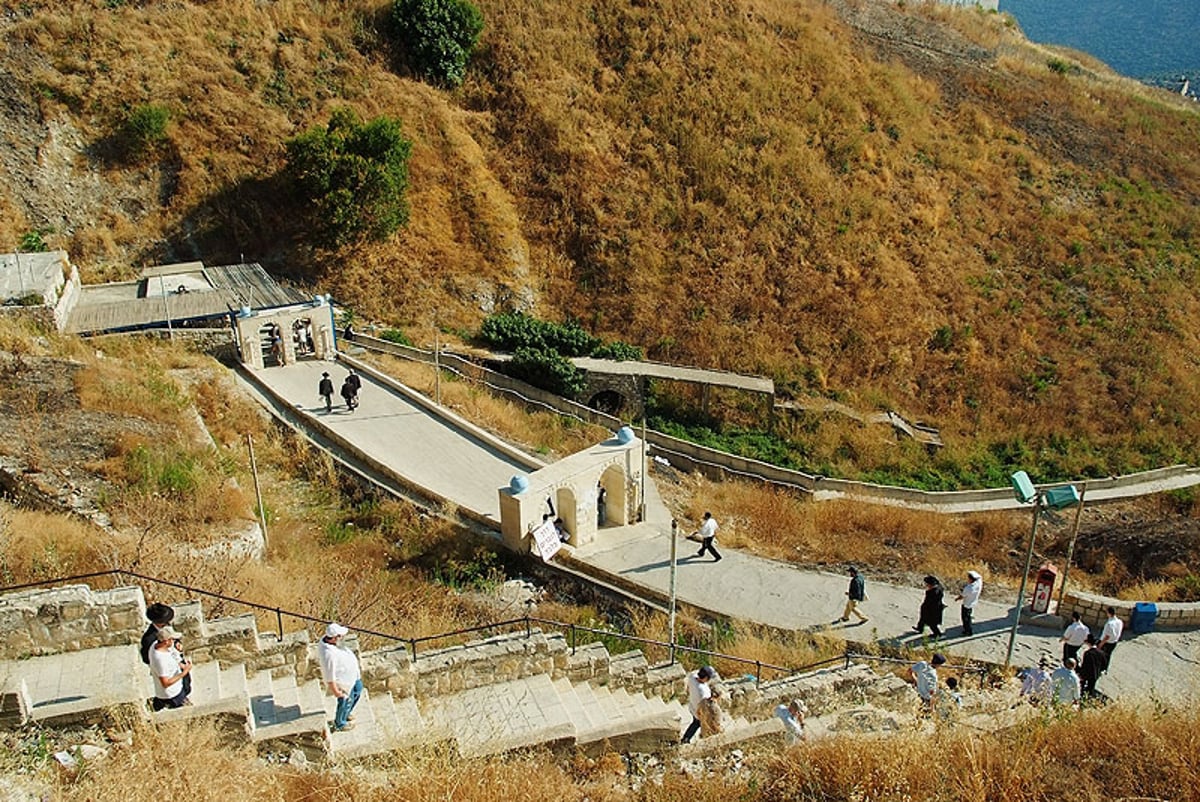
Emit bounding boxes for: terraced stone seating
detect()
[0,582,1019,762]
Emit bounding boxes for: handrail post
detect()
[570,624,576,655]
[755,660,761,687]
[410,639,417,661]
[525,613,531,640]
[276,608,283,642]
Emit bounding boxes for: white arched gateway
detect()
[498,430,644,555]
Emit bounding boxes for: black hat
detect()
[848,566,858,574]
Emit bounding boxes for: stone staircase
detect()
[0,582,1007,763]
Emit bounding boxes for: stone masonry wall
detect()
[0,585,146,659]
[1059,590,1200,630]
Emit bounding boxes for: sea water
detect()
[998,0,1199,97]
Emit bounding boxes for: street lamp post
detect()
[1005,471,1080,669]
[668,518,678,665]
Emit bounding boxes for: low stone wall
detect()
[0,585,146,659]
[719,663,911,719]
[1059,590,1200,630]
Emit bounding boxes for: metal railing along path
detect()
[0,570,986,687]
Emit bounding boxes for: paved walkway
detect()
[250,359,531,523]
[248,359,1200,706]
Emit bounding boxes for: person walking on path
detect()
[1099,606,1123,667]
[955,570,982,636]
[340,377,357,412]
[840,566,869,623]
[346,369,362,407]
[318,372,335,413]
[913,575,946,638]
[908,653,945,713]
[692,512,722,562]
[318,623,363,732]
[1019,658,1052,705]
[1050,658,1082,707]
[774,699,807,745]
[681,666,715,743]
[1061,610,1090,664]
[149,626,192,711]
[1079,633,1108,698]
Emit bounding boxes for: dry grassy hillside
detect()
[1,0,1199,481]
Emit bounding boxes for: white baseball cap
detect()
[325,623,349,638]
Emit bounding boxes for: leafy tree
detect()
[506,347,586,399]
[285,108,413,245]
[392,0,484,87]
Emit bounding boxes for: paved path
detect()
[573,516,1200,704]
[248,359,1200,706]
[249,359,531,523]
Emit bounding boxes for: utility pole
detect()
[668,519,678,664]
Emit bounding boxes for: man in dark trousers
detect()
[318,372,335,413]
[346,369,362,409]
[914,575,946,638]
[1079,633,1109,698]
[340,376,357,411]
[141,602,191,697]
[692,512,721,562]
[840,566,869,623]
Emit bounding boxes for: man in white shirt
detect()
[955,571,983,636]
[681,666,714,743]
[1099,606,1124,667]
[149,626,192,711]
[1050,658,1081,706]
[1060,610,1090,664]
[318,623,363,732]
[692,512,722,562]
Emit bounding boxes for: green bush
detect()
[19,229,50,252]
[381,328,413,346]
[121,103,171,157]
[392,0,484,87]
[591,340,644,361]
[507,347,587,399]
[285,108,413,245]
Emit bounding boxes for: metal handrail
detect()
[0,570,988,687]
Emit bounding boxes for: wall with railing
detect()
[346,334,1200,512]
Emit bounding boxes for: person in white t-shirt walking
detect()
[681,666,714,743]
[149,626,192,711]
[318,623,363,732]
[955,571,982,636]
[1099,606,1124,668]
[692,512,722,562]
[1060,610,1090,664]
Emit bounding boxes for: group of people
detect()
[143,603,364,734]
[840,568,983,640]
[319,369,362,413]
[141,603,192,711]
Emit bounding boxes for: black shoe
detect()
[713,556,722,562]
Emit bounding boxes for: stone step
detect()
[678,715,783,755]
[422,673,575,758]
[4,645,145,727]
[554,678,683,754]
[246,671,328,760]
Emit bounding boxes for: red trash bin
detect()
[1031,563,1057,613]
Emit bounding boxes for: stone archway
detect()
[554,486,578,545]
[586,389,626,416]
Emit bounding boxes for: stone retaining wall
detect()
[1058,590,1200,630]
[0,585,145,659]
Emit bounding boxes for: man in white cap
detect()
[149,626,192,711]
[318,623,362,732]
[955,570,983,637]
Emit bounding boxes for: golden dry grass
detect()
[34,703,1200,802]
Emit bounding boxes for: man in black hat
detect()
[318,372,335,412]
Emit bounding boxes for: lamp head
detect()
[1010,470,1037,504]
